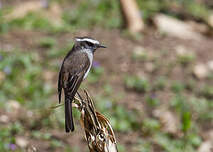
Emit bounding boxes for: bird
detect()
[58,37,106,132]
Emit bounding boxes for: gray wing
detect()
[58,51,90,103]
[58,51,90,132]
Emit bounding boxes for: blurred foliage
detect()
[125,76,150,92]
[0,0,212,34]
[39,37,57,49]
[137,0,210,21]
[95,95,140,132]
[176,52,196,66]
[63,0,122,29]
[9,13,54,31]
[0,51,53,108]
[154,132,202,152]
[0,0,122,33]
[87,66,104,84]
[0,12,63,33]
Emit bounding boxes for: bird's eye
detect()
[86,42,94,47]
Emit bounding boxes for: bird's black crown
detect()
[75,37,106,51]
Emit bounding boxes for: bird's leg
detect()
[73,91,86,111]
[73,92,82,110]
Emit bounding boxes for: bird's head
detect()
[75,37,106,52]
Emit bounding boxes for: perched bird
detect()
[58,37,106,132]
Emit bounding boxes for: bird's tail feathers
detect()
[65,96,74,132]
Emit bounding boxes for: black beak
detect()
[98,44,107,48]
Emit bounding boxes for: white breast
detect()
[81,49,93,79]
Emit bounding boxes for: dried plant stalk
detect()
[73,90,118,152]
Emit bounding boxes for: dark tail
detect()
[65,96,74,132]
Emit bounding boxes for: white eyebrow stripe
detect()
[76,38,100,44]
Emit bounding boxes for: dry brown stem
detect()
[74,91,118,152]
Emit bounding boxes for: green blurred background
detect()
[0,0,212,151]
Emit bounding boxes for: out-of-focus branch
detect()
[120,0,144,33]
